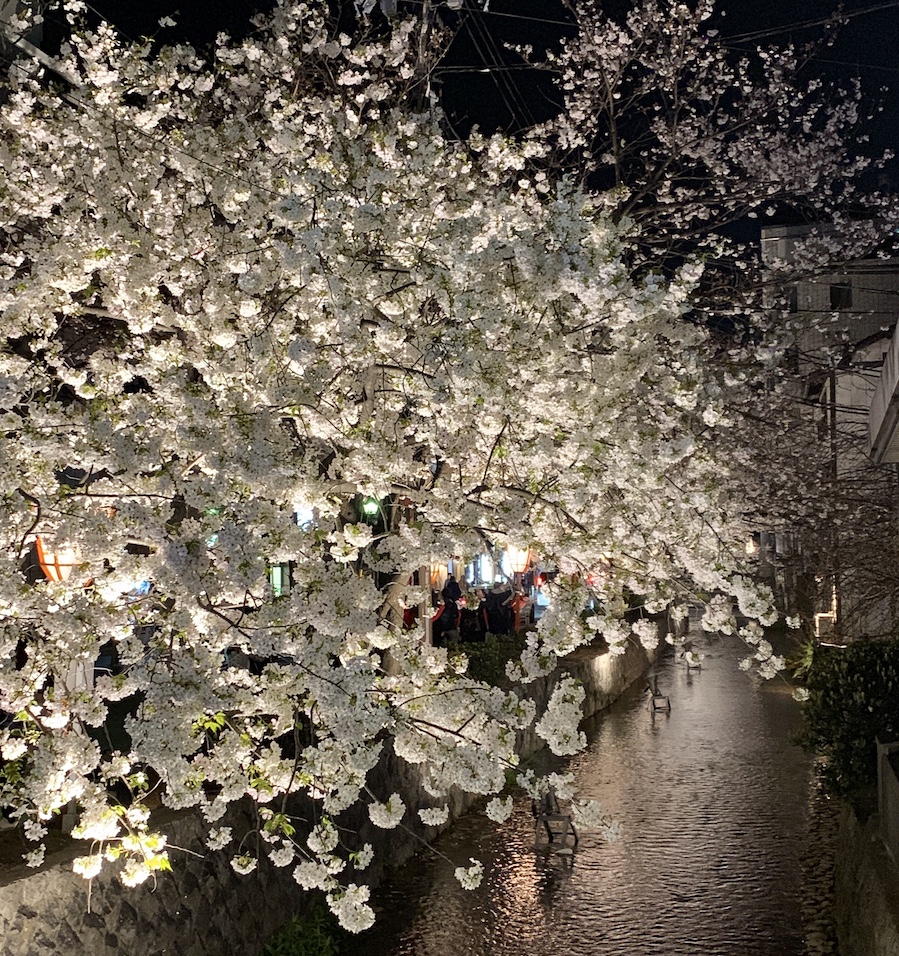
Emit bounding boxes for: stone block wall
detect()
[834,804,899,956]
[0,802,303,956]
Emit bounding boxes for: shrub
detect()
[800,639,899,795]
[463,632,528,686]
[260,903,346,956]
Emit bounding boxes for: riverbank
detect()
[0,636,660,956]
[834,802,899,956]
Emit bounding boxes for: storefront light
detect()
[471,553,493,584]
[295,504,315,528]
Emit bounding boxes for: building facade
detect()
[761,225,899,639]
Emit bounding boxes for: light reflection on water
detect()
[346,633,812,956]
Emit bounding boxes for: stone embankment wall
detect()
[834,805,899,956]
[0,638,659,956]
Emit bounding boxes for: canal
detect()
[345,632,819,956]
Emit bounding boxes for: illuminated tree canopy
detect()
[0,0,885,929]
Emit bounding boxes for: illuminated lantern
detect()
[506,544,532,591]
[360,497,380,525]
[506,545,531,576]
[430,561,447,590]
[34,537,80,583]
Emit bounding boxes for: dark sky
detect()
[431,0,899,151]
[53,0,899,153]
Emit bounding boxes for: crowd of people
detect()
[399,567,541,646]
[430,575,530,647]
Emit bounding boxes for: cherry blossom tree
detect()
[0,0,866,929]
[528,0,899,643]
[533,0,897,289]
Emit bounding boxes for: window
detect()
[268,562,291,597]
[830,282,853,310]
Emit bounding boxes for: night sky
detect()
[40,0,899,157]
[70,0,899,156]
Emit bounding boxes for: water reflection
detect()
[346,633,812,956]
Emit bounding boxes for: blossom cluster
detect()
[535,679,587,756]
[0,0,846,930]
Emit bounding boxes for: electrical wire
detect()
[725,0,899,42]
[2,0,897,210]
[812,56,899,74]
[403,0,576,29]
[435,54,899,76]
[398,0,899,44]
[461,4,537,129]
[26,0,899,56]
[434,62,559,72]
[423,3,899,104]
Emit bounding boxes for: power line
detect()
[435,62,558,73]
[725,0,899,42]
[2,0,896,207]
[437,55,899,75]
[25,0,899,61]
[422,2,899,95]
[462,5,537,128]
[436,44,899,79]
[790,55,899,76]
[405,0,576,29]
[402,0,899,45]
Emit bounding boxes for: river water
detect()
[345,632,818,956]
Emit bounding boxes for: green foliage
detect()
[260,903,346,956]
[787,636,816,681]
[262,812,296,839]
[800,639,899,795]
[192,711,227,738]
[464,632,528,686]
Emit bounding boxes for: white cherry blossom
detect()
[0,0,875,917]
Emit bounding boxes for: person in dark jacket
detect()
[484,583,513,635]
[431,597,460,646]
[442,574,462,603]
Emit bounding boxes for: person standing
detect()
[442,574,462,603]
[485,582,513,635]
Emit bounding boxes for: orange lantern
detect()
[430,561,447,590]
[34,537,80,583]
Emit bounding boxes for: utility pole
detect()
[829,363,842,635]
[0,0,80,86]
